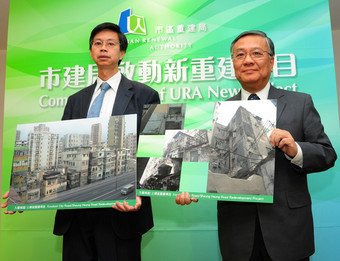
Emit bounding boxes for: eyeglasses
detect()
[91,40,120,49]
[232,48,273,61]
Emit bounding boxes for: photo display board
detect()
[7,115,137,211]
[137,100,276,203]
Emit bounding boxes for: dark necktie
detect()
[87,82,111,118]
[248,93,260,100]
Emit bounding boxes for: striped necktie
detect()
[87,82,111,118]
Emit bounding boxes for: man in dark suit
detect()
[176,30,337,261]
[2,22,159,260]
[53,22,159,261]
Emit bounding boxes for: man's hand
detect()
[112,196,142,212]
[1,191,17,214]
[175,192,199,206]
[269,128,298,158]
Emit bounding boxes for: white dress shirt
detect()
[88,72,122,117]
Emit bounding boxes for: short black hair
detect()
[89,22,128,52]
[230,30,275,56]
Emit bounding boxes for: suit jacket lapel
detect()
[268,85,286,124]
[112,75,134,116]
[229,91,241,101]
[81,83,96,118]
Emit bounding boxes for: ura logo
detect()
[118,8,147,35]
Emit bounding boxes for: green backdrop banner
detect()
[2,0,340,260]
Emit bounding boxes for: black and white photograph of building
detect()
[138,157,182,191]
[138,129,210,191]
[163,130,210,161]
[208,100,276,195]
[141,104,186,135]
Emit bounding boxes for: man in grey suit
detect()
[176,30,337,261]
[53,22,159,261]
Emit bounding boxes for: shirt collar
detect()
[241,82,271,100]
[95,71,122,93]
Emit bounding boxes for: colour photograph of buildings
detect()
[8,114,137,209]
